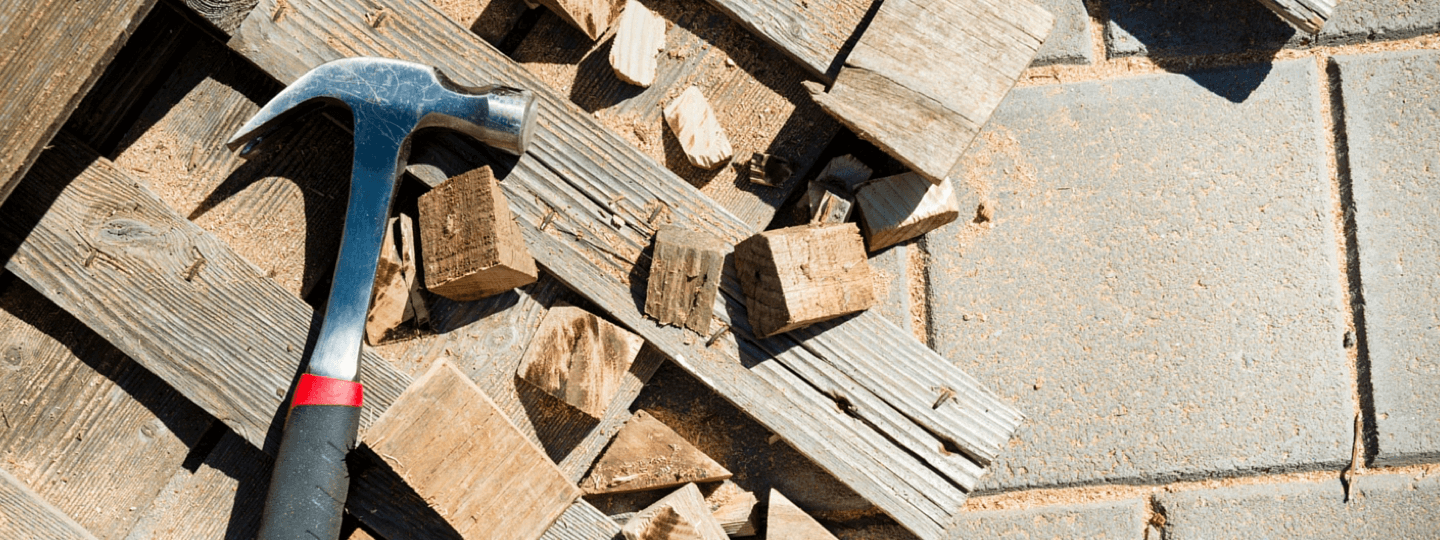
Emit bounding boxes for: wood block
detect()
[367,215,414,344]
[806,0,1053,184]
[621,484,728,540]
[0,469,96,540]
[644,226,729,335]
[364,359,581,540]
[746,152,792,187]
[810,189,853,225]
[805,154,871,215]
[854,172,960,252]
[419,166,538,301]
[1256,0,1334,33]
[664,86,733,170]
[767,489,837,540]
[704,480,758,537]
[582,410,731,495]
[534,0,623,40]
[516,305,646,419]
[734,223,875,338]
[609,0,665,87]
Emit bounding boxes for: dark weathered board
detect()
[698,0,873,80]
[0,469,96,540]
[0,0,158,206]
[218,1,1024,537]
[0,281,212,539]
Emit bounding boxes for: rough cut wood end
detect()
[609,0,666,87]
[705,480,759,537]
[536,0,625,40]
[621,483,728,540]
[418,166,538,301]
[855,172,961,252]
[811,188,854,225]
[747,152,793,187]
[644,226,730,335]
[583,410,732,495]
[1255,0,1333,33]
[363,359,580,540]
[664,86,733,170]
[516,305,645,419]
[767,488,838,540]
[735,223,876,338]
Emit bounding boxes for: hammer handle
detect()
[258,375,364,540]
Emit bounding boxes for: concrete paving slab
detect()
[1335,50,1440,466]
[1033,0,1095,66]
[929,60,1350,491]
[1157,474,1440,538]
[952,500,1146,539]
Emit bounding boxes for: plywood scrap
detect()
[806,0,1053,184]
[366,215,417,344]
[854,173,960,252]
[517,305,645,419]
[810,188,853,225]
[621,484,728,540]
[704,480,758,537]
[664,86,733,170]
[767,489,836,540]
[1256,0,1334,33]
[365,359,581,540]
[583,411,731,494]
[0,469,97,540]
[609,0,666,87]
[535,0,623,40]
[805,154,871,215]
[734,223,875,338]
[418,166,538,301]
[746,153,792,187]
[644,226,729,335]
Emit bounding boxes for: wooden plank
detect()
[807,0,1053,184]
[1256,0,1334,33]
[429,0,535,45]
[219,1,1023,537]
[620,483,726,540]
[767,489,837,540]
[581,410,731,495]
[0,468,97,540]
[735,223,875,338]
[697,0,872,80]
[418,166,538,301]
[0,0,158,206]
[854,172,960,252]
[121,431,268,539]
[182,0,261,34]
[516,305,645,420]
[644,226,728,335]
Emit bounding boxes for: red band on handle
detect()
[291,374,363,408]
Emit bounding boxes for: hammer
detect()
[227,57,537,540]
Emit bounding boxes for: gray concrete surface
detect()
[951,500,1147,539]
[928,59,1351,491]
[1336,50,1440,466]
[1032,0,1095,66]
[1107,0,1440,57]
[1157,474,1440,538]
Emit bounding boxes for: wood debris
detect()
[582,410,732,495]
[365,215,415,345]
[516,305,645,419]
[533,0,624,41]
[644,226,730,335]
[663,86,733,170]
[805,154,871,215]
[609,0,666,87]
[854,172,960,252]
[746,152,792,187]
[418,166,538,301]
[1256,0,1334,33]
[810,188,853,225]
[767,489,837,540]
[734,223,876,338]
[621,484,728,540]
[704,480,758,537]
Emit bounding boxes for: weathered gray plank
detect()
[218,0,1023,536]
[0,0,158,206]
[120,431,268,540]
[698,0,872,80]
[1256,0,1334,33]
[0,468,97,540]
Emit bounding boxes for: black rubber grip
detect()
[257,404,361,540]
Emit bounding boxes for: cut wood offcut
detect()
[768,489,838,540]
[664,86,733,170]
[735,223,876,338]
[366,214,416,345]
[855,172,960,252]
[806,154,871,215]
[582,410,731,494]
[705,480,758,537]
[609,0,666,87]
[534,0,623,40]
[418,166,537,301]
[516,305,645,419]
[644,226,729,335]
[807,0,1053,184]
[1256,0,1334,33]
[621,483,728,540]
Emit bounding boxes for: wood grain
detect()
[1255,0,1334,33]
[120,431,269,540]
[0,0,157,206]
[182,0,259,34]
[644,226,728,335]
[620,483,727,540]
[428,0,534,45]
[418,166,538,301]
[516,305,645,419]
[735,223,875,338]
[0,469,97,540]
[698,0,872,79]
[704,480,757,537]
[664,86,733,170]
[766,488,837,540]
[533,0,622,40]
[810,189,853,225]
[809,0,1052,184]
[582,410,731,495]
[366,216,410,344]
[608,0,665,87]
[854,172,959,252]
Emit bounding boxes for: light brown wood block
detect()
[767,489,837,540]
[419,166,538,301]
[854,172,961,252]
[705,480,758,537]
[366,215,414,344]
[807,0,1053,184]
[364,359,581,540]
[583,411,731,495]
[609,0,665,87]
[621,484,728,540]
[663,86,733,170]
[534,0,622,40]
[516,305,646,419]
[644,226,729,335]
[734,223,876,338]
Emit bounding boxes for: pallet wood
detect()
[202,2,1025,537]
[735,223,875,338]
[516,305,645,419]
[418,166,538,301]
[621,484,727,540]
[704,480,758,537]
[664,87,734,170]
[368,359,581,540]
[0,469,96,540]
[0,0,157,206]
[1256,0,1334,33]
[0,134,616,540]
[582,410,731,495]
[767,489,837,540]
[807,0,1052,184]
[644,226,729,335]
[609,0,666,87]
[698,0,871,80]
[854,173,960,252]
[121,431,268,539]
[428,0,534,45]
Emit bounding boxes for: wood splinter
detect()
[609,0,666,87]
[854,172,960,252]
[621,483,728,540]
[418,166,538,301]
[516,305,645,419]
[644,226,730,335]
[582,410,731,495]
[664,86,733,170]
[735,223,876,338]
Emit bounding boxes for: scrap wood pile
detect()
[0,0,1333,539]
